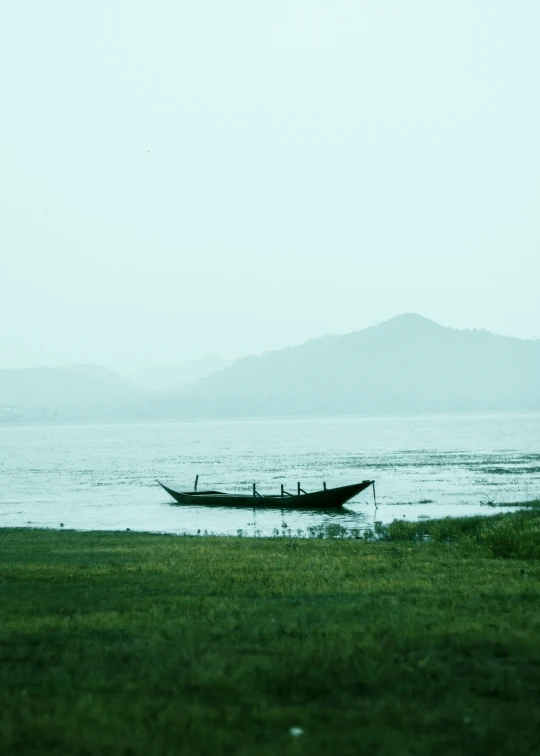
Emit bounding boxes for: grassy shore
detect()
[1,507,540,755]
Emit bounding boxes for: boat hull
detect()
[158,480,374,509]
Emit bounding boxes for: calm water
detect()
[0,415,539,536]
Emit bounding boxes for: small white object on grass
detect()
[290,727,303,737]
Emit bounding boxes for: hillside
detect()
[130,357,231,391]
[0,366,143,421]
[2,316,539,422]
[173,314,540,416]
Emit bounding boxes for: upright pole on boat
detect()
[297,482,301,496]
[194,475,199,492]
[281,484,284,498]
[323,481,327,490]
[253,483,256,498]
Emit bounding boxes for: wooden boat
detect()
[157,479,375,509]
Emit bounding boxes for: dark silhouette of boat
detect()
[157,478,375,509]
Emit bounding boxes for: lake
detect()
[1,414,539,536]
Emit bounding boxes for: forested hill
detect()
[174,314,540,416]
[2,316,539,421]
[0,366,138,409]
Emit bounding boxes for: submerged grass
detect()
[1,507,540,755]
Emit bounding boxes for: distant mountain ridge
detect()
[172,314,540,416]
[0,366,141,410]
[0,357,231,421]
[63,364,135,389]
[0,356,229,414]
[1,315,539,421]
[130,357,232,391]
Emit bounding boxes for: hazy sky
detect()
[2,1,539,372]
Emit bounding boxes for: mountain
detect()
[170,314,540,416]
[130,357,232,391]
[2,316,539,422]
[63,364,136,389]
[0,365,144,421]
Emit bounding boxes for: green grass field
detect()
[1,506,539,755]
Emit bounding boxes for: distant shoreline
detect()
[1,410,540,430]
